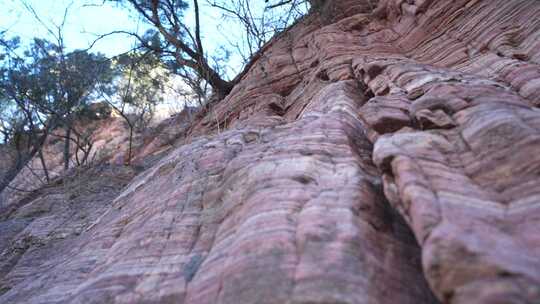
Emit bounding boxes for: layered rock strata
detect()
[1,0,540,303]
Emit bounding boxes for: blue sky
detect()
[1,0,308,78]
[0,0,258,76]
[1,0,144,56]
[0,1,308,124]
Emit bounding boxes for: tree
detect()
[24,39,113,170]
[17,1,115,171]
[116,0,234,99]
[209,0,309,65]
[0,34,55,195]
[116,0,312,102]
[99,51,168,164]
[0,33,114,197]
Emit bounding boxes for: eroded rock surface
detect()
[1,0,540,303]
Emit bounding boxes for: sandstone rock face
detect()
[1,0,540,303]
[0,106,194,208]
[0,116,132,208]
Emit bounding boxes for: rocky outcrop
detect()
[0,106,194,208]
[1,0,540,303]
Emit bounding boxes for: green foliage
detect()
[100,51,169,128]
[27,39,112,118]
[0,32,117,162]
[115,0,236,98]
[1,38,112,120]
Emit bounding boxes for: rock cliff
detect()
[1,0,539,303]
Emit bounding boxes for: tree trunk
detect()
[127,127,133,165]
[38,148,50,183]
[0,132,48,196]
[63,128,71,171]
[0,157,24,201]
[308,0,327,9]
[197,59,234,99]
[81,142,92,166]
[175,53,234,99]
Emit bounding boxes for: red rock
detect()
[1,1,540,303]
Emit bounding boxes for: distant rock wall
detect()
[0,106,194,208]
[1,1,539,303]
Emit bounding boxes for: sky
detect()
[0,0,307,117]
[1,0,144,56]
[0,0,308,76]
[0,0,255,76]
[0,0,249,117]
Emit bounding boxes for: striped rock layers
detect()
[1,0,540,303]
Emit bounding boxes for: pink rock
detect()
[2,1,540,303]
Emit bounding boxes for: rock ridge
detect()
[1,0,540,303]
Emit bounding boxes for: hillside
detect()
[1,0,540,303]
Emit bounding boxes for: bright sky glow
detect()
[0,0,266,76]
[1,1,141,55]
[0,0,306,117]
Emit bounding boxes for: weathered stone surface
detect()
[0,80,438,304]
[0,165,137,297]
[1,0,540,303]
